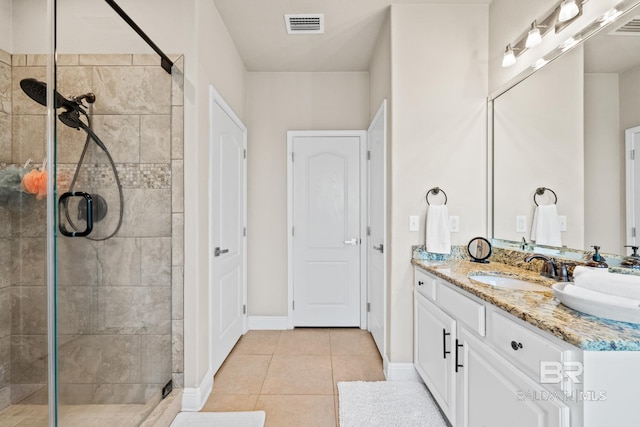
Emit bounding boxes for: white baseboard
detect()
[384,361,421,382]
[248,316,290,330]
[180,369,213,412]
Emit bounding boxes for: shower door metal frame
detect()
[46,0,58,425]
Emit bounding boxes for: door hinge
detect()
[243,304,246,315]
[367,226,371,236]
[244,149,247,159]
[367,302,371,312]
[243,227,246,237]
[292,226,295,236]
[291,152,295,162]
[292,301,295,310]
[633,227,637,238]
[367,150,371,160]
[632,149,636,160]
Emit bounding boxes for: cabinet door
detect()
[456,326,570,427]
[415,292,456,422]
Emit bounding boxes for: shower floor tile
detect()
[0,403,152,426]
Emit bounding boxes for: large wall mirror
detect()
[492,1,640,258]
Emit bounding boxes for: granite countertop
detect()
[412,258,640,351]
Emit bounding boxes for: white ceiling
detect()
[212,0,492,72]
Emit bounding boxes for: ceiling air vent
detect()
[610,16,640,35]
[285,14,324,34]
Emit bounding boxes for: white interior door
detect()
[210,86,246,374]
[367,101,387,357]
[626,126,640,253]
[290,132,362,326]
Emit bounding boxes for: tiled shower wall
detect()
[0,50,184,408]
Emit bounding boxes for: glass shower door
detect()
[52,1,178,425]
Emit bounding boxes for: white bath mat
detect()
[338,381,447,427]
[170,411,265,427]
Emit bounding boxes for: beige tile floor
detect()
[202,328,386,427]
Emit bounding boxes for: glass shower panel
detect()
[54,1,177,424]
[0,1,52,424]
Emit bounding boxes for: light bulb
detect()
[559,0,579,23]
[525,22,542,48]
[502,44,516,68]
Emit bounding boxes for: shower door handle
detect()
[59,192,93,237]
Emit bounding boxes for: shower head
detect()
[19,78,76,110]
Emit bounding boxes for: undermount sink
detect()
[468,274,550,292]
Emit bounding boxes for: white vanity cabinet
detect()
[414,267,571,427]
[414,291,456,422]
[456,325,570,427]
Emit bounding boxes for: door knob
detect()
[344,238,358,246]
[373,244,384,253]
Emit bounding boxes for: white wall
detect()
[493,47,584,249]
[389,3,488,362]
[0,0,11,52]
[246,72,369,316]
[585,73,622,254]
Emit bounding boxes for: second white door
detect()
[210,86,246,374]
[291,132,362,326]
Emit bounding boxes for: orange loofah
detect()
[21,169,48,200]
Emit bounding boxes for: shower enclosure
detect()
[0,0,184,425]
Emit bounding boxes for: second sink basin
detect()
[468,274,550,292]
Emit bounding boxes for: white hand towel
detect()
[425,205,451,254]
[573,266,640,300]
[530,204,562,246]
[562,283,640,307]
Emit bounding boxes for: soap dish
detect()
[552,283,640,324]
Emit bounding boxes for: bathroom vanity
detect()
[413,259,640,427]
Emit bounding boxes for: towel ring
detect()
[533,187,557,206]
[426,187,447,206]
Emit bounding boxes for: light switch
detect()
[516,216,527,233]
[409,215,419,232]
[559,216,567,232]
[449,216,459,233]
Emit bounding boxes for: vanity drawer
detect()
[437,281,485,336]
[487,309,570,389]
[415,268,437,301]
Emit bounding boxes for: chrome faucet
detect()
[524,254,574,281]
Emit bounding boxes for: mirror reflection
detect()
[492,3,640,257]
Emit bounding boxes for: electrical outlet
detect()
[516,215,527,233]
[409,215,419,232]
[449,216,459,233]
[559,215,567,232]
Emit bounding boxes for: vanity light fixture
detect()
[559,0,580,22]
[525,21,543,48]
[500,0,585,68]
[502,44,517,68]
